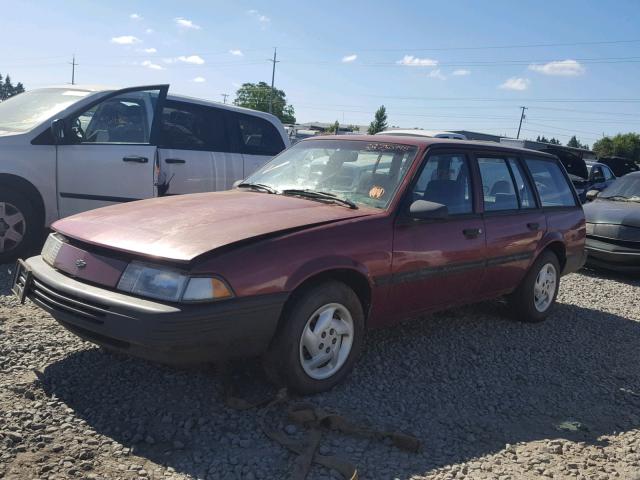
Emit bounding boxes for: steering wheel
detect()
[71,118,85,142]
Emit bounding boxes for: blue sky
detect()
[2,0,639,146]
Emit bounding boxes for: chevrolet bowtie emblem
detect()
[75,259,87,269]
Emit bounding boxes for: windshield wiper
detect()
[281,189,358,209]
[236,182,278,194]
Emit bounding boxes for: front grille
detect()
[586,234,640,250]
[30,278,110,324]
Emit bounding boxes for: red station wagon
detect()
[13,136,586,393]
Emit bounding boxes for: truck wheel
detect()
[0,189,39,264]
[265,281,364,394]
[507,250,560,323]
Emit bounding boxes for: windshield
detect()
[245,139,419,209]
[600,175,640,202]
[0,88,92,132]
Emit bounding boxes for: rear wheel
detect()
[508,250,560,323]
[0,189,39,264]
[265,281,364,394]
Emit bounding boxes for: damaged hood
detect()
[53,190,376,262]
[584,199,640,228]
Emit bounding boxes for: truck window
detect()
[233,113,285,156]
[524,158,577,207]
[160,101,228,151]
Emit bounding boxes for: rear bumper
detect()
[585,237,640,273]
[15,256,287,365]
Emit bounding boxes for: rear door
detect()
[157,100,241,194]
[389,151,486,316]
[475,155,545,296]
[56,85,168,217]
[227,112,287,178]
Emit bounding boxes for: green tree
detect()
[367,105,388,134]
[325,120,340,134]
[0,73,25,101]
[549,137,561,145]
[233,81,296,124]
[567,135,588,149]
[593,133,640,163]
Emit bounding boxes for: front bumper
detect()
[585,237,640,273]
[14,256,287,365]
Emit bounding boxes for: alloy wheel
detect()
[533,262,557,313]
[0,202,26,254]
[299,302,354,380]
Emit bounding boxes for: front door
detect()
[389,151,486,317]
[475,155,545,295]
[56,85,168,217]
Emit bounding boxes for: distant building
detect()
[452,130,503,142]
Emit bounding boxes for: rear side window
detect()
[160,101,228,151]
[508,158,536,209]
[234,113,285,156]
[525,158,577,207]
[478,157,518,211]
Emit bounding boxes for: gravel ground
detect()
[1,262,639,480]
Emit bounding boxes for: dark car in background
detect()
[13,137,585,393]
[585,161,617,192]
[584,172,640,273]
[597,156,639,178]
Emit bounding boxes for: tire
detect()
[507,250,561,323]
[0,188,40,264]
[264,281,365,394]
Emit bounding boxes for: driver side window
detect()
[69,90,158,144]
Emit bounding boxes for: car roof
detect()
[304,134,558,158]
[377,129,465,138]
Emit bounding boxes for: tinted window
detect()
[603,165,615,180]
[412,153,473,214]
[71,90,158,144]
[234,113,284,156]
[525,158,577,207]
[160,101,228,151]
[478,157,518,211]
[508,158,537,209]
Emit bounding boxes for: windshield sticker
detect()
[369,186,386,199]
[364,143,412,152]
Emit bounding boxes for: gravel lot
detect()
[1,261,639,480]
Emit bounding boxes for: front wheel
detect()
[0,189,39,264]
[265,281,364,394]
[507,251,560,323]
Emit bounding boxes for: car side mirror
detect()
[408,200,448,220]
[586,190,600,201]
[50,118,65,144]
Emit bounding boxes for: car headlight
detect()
[117,261,233,303]
[42,233,66,266]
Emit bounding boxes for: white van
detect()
[0,84,289,262]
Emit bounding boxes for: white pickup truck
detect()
[0,84,289,262]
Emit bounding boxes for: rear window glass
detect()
[235,113,285,156]
[160,101,228,151]
[525,158,576,207]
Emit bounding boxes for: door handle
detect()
[527,222,540,231]
[123,156,148,163]
[463,228,482,239]
[165,158,186,164]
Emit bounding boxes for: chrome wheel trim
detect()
[0,202,26,254]
[533,262,557,313]
[299,302,354,380]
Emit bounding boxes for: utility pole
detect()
[69,54,78,85]
[220,93,229,104]
[516,106,527,139]
[267,47,279,114]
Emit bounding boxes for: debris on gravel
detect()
[0,262,639,479]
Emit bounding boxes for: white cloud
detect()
[130,13,142,20]
[499,77,530,91]
[452,69,471,76]
[145,28,154,34]
[141,60,164,70]
[247,9,270,24]
[142,47,157,54]
[229,49,244,56]
[175,17,201,30]
[177,55,205,65]
[428,69,446,80]
[528,59,585,76]
[397,55,438,67]
[193,76,206,83]
[342,54,357,63]
[111,35,140,45]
